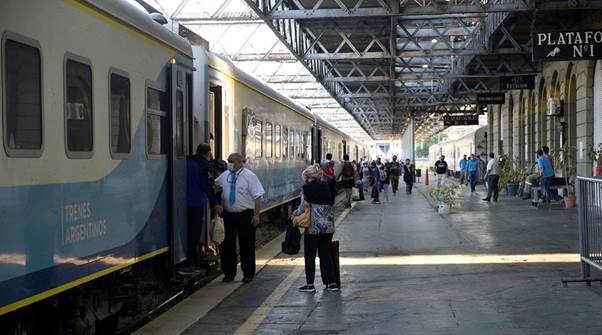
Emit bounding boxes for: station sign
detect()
[443,114,479,126]
[533,29,602,61]
[476,93,505,105]
[500,75,535,90]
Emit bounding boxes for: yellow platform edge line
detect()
[0,247,169,316]
[64,0,178,55]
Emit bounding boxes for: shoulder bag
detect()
[292,202,312,229]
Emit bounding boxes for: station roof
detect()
[143,0,602,141]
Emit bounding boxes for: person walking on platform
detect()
[339,154,355,208]
[482,153,500,202]
[215,153,265,283]
[380,164,390,202]
[370,161,380,204]
[295,165,339,293]
[180,144,221,276]
[323,160,336,205]
[403,158,416,195]
[537,149,555,205]
[459,155,468,185]
[434,155,448,188]
[389,155,401,196]
[466,154,480,192]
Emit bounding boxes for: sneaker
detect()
[326,283,340,291]
[222,276,235,283]
[242,277,253,283]
[177,265,201,276]
[482,198,490,202]
[299,284,316,292]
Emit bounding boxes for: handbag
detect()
[282,225,301,255]
[212,216,225,244]
[292,202,311,229]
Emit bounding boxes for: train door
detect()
[210,84,223,159]
[342,140,347,157]
[312,126,322,164]
[170,64,191,265]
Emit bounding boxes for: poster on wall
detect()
[477,93,505,105]
[443,114,479,126]
[533,29,602,61]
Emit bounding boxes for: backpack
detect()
[281,225,301,255]
[342,162,354,178]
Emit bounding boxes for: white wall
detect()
[400,118,415,161]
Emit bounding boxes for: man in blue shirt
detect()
[459,155,468,185]
[180,143,221,276]
[537,149,555,204]
[466,154,480,192]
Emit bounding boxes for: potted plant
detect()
[426,183,462,214]
[499,155,523,196]
[587,143,602,177]
[553,144,577,208]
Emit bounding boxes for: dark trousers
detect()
[328,180,336,205]
[405,180,414,194]
[187,206,204,267]
[541,177,552,204]
[469,171,478,191]
[220,209,255,278]
[304,233,335,285]
[391,175,399,193]
[485,175,500,201]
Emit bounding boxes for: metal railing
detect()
[577,177,602,281]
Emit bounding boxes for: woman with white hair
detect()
[294,164,338,292]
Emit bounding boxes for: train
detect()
[0,0,369,332]
[428,127,488,173]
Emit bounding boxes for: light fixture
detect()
[431,38,438,43]
[422,64,429,69]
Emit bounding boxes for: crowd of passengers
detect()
[181,142,418,292]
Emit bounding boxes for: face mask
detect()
[227,162,236,172]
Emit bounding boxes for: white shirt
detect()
[487,158,499,175]
[215,167,265,213]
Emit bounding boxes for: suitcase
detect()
[320,240,341,287]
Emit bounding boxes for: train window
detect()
[146,85,168,158]
[254,120,263,158]
[2,35,43,157]
[274,124,281,158]
[109,70,131,158]
[282,127,288,160]
[305,131,311,162]
[294,131,300,160]
[265,122,272,158]
[64,55,93,158]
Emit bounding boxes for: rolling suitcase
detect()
[320,240,341,288]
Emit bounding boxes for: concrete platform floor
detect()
[171,184,602,334]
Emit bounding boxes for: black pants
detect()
[391,175,399,193]
[187,206,204,267]
[220,209,255,278]
[405,180,414,194]
[304,233,335,285]
[328,180,336,204]
[486,175,500,201]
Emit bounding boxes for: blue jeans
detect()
[469,171,478,191]
[540,177,552,204]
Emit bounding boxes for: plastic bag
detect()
[212,217,225,244]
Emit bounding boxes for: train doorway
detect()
[210,84,223,159]
[170,64,192,265]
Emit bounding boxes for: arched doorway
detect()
[528,92,536,163]
[507,96,514,156]
[540,86,548,148]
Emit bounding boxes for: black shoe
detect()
[242,277,253,283]
[222,276,234,283]
[299,284,316,292]
[493,198,498,202]
[177,265,202,276]
[326,283,340,291]
[482,198,490,202]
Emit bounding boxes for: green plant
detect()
[552,144,577,194]
[498,155,524,190]
[426,183,462,209]
[587,143,602,165]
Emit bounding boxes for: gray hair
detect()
[302,164,323,180]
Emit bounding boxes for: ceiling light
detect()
[431,38,438,43]
[422,64,429,68]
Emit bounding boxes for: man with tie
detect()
[215,153,265,283]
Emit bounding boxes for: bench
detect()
[531,177,569,207]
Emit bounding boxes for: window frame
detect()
[145,80,168,160]
[265,122,273,158]
[274,124,281,159]
[2,31,44,158]
[254,119,263,158]
[108,67,132,160]
[282,127,288,160]
[64,52,94,159]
